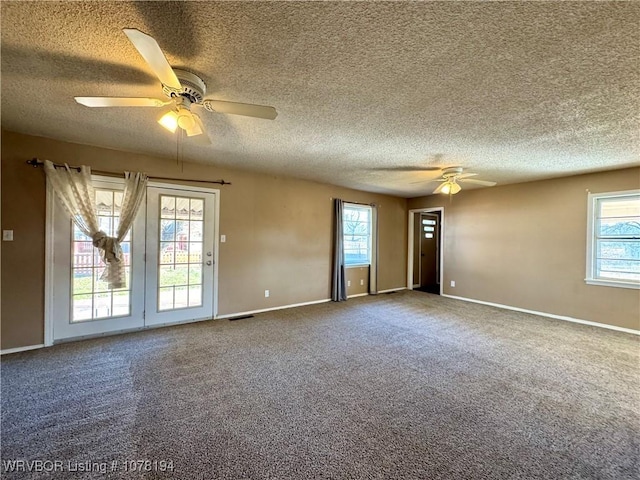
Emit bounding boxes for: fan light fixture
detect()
[158,107,204,137]
[158,110,179,133]
[440,180,461,195]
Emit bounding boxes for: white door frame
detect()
[44,180,220,346]
[407,207,444,294]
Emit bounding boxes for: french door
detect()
[50,180,218,342]
[144,186,216,327]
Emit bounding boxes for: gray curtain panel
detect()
[369,204,378,295]
[332,198,347,301]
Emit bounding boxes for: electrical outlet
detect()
[2,230,13,241]
[360,279,364,286]
[220,234,226,243]
[347,280,351,287]
[264,290,270,298]
[450,280,456,287]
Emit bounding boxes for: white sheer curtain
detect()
[44,160,147,288]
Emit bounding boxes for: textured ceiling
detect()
[2,1,639,197]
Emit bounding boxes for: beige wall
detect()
[1,131,408,349]
[346,266,369,296]
[408,168,640,330]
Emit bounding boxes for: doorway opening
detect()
[407,207,444,295]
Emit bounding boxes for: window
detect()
[586,190,640,289]
[344,204,372,265]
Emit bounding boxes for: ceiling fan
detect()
[74,28,278,144]
[429,167,497,195]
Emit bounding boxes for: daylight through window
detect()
[587,191,640,288]
[343,204,372,266]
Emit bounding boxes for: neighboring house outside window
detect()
[344,204,372,266]
[586,190,640,289]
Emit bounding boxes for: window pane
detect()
[190,199,204,220]
[599,197,640,218]
[174,286,189,309]
[597,217,640,237]
[161,196,176,219]
[176,198,190,220]
[175,248,189,264]
[159,287,174,311]
[161,220,176,241]
[95,190,113,215]
[597,239,640,260]
[596,259,640,281]
[189,221,203,240]
[159,265,188,287]
[93,292,112,318]
[160,242,175,264]
[72,295,92,322]
[189,265,202,285]
[113,291,130,317]
[189,242,203,263]
[73,270,93,294]
[189,285,202,307]
[422,219,436,225]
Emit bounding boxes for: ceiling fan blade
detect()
[457,172,478,179]
[374,166,442,172]
[410,178,445,184]
[123,28,181,90]
[202,100,278,120]
[459,178,497,186]
[75,97,171,107]
[433,182,448,194]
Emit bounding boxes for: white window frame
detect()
[585,189,640,289]
[343,203,372,267]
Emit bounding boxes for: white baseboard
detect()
[347,293,369,299]
[216,298,332,320]
[378,287,407,294]
[1,344,45,355]
[442,294,640,335]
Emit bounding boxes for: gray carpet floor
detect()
[1,291,639,479]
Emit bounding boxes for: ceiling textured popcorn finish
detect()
[2,1,639,196]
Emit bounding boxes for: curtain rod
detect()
[343,199,376,207]
[26,158,231,186]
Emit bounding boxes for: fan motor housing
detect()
[162,69,206,104]
[441,167,464,179]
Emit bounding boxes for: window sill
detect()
[345,264,370,269]
[585,278,640,290]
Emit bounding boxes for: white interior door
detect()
[144,186,217,327]
[51,177,146,341]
